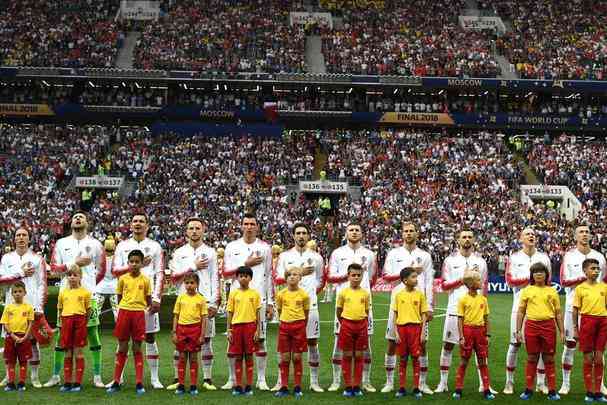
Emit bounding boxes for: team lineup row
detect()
[0,211,606,400]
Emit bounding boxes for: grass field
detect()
[2,293,587,404]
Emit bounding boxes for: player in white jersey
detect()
[44,211,106,389]
[167,217,220,391]
[435,228,496,394]
[112,213,165,389]
[271,222,325,393]
[221,213,273,391]
[503,228,552,395]
[558,225,607,395]
[327,222,378,393]
[95,238,119,322]
[380,222,434,394]
[0,228,47,388]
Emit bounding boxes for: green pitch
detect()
[4,293,585,404]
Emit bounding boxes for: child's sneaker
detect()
[352,387,363,397]
[547,390,560,401]
[484,390,495,400]
[586,393,597,403]
[343,387,354,397]
[70,384,82,393]
[189,385,199,396]
[4,383,16,392]
[413,388,423,399]
[106,382,121,394]
[519,389,533,400]
[17,382,26,392]
[395,388,407,398]
[452,389,462,400]
[595,394,607,403]
[294,386,303,398]
[232,386,243,396]
[175,384,186,395]
[244,385,253,396]
[274,387,289,398]
[135,383,145,396]
[60,383,72,393]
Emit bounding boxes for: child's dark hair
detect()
[12,281,26,292]
[347,263,363,274]
[529,262,550,285]
[583,258,599,270]
[184,272,200,284]
[236,266,253,278]
[400,267,416,281]
[128,249,144,261]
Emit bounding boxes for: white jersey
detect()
[1,250,47,312]
[441,251,488,315]
[113,237,165,303]
[383,245,434,309]
[96,256,117,295]
[171,243,220,309]
[560,247,607,312]
[327,244,377,296]
[51,235,105,293]
[275,247,324,306]
[223,238,272,304]
[506,249,551,313]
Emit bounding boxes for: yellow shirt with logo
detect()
[174,293,208,325]
[117,272,151,311]
[457,293,489,326]
[336,287,370,321]
[519,285,560,321]
[391,288,428,325]
[0,303,34,334]
[276,288,310,322]
[227,288,261,324]
[573,281,607,316]
[58,287,92,316]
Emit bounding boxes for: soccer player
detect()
[227,266,262,396]
[559,225,607,395]
[436,227,493,394]
[1,281,34,392]
[336,263,371,397]
[572,258,607,403]
[389,267,429,399]
[274,267,310,398]
[381,222,434,394]
[106,250,151,395]
[503,228,552,394]
[453,272,494,400]
[112,213,165,389]
[96,237,119,322]
[327,222,377,393]
[516,263,564,401]
[57,265,92,393]
[273,222,324,392]
[172,273,208,396]
[222,214,273,391]
[0,228,47,388]
[169,217,219,391]
[45,211,106,388]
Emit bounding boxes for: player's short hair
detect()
[184,272,200,284]
[236,266,253,278]
[71,210,88,220]
[582,258,600,270]
[12,281,26,292]
[185,217,206,227]
[285,266,302,278]
[242,212,257,223]
[347,263,363,274]
[400,267,416,281]
[292,222,310,235]
[132,212,149,223]
[346,221,363,232]
[128,249,144,261]
[401,221,419,232]
[457,226,474,238]
[529,262,550,285]
[67,264,82,276]
[14,227,30,238]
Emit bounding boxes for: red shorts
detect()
[176,323,203,353]
[579,315,607,353]
[60,315,88,349]
[338,319,369,352]
[3,334,32,364]
[278,320,307,353]
[460,325,488,359]
[228,322,257,355]
[525,319,556,355]
[396,324,422,357]
[114,309,146,342]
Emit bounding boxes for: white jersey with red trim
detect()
[51,235,105,293]
[383,246,434,310]
[113,237,165,303]
[506,249,551,313]
[1,250,47,312]
[223,237,272,304]
[560,248,606,312]
[275,247,324,306]
[441,251,488,315]
[96,256,116,295]
[171,243,220,309]
[327,244,377,296]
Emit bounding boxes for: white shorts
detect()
[442,314,460,345]
[509,312,518,344]
[145,310,160,334]
[205,317,216,338]
[306,306,320,339]
[564,310,575,342]
[334,307,374,335]
[258,301,268,340]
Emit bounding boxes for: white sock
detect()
[506,344,519,384]
[475,354,484,389]
[173,350,180,380]
[201,341,213,381]
[419,354,428,386]
[145,342,160,382]
[331,338,342,385]
[308,345,320,385]
[537,356,546,385]
[439,347,452,385]
[275,352,282,386]
[362,348,372,384]
[256,340,267,383]
[227,355,236,383]
[384,354,396,386]
[562,347,575,386]
[29,342,40,380]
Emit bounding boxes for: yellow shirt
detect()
[457,293,489,326]
[276,288,310,323]
[573,282,607,316]
[336,287,370,321]
[174,293,208,325]
[58,287,92,316]
[0,303,34,334]
[391,288,428,325]
[117,272,151,311]
[519,285,560,321]
[227,288,261,324]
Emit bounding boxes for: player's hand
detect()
[302,266,315,276]
[198,335,204,345]
[420,334,427,344]
[573,329,579,340]
[171,332,178,345]
[143,256,152,267]
[426,311,434,322]
[560,333,566,345]
[459,337,465,346]
[394,333,401,344]
[227,329,233,344]
[34,312,43,320]
[22,263,35,277]
[75,256,92,267]
[194,256,209,270]
[245,253,263,267]
[150,301,161,314]
[253,330,260,343]
[207,307,217,319]
[515,331,523,344]
[266,304,274,319]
